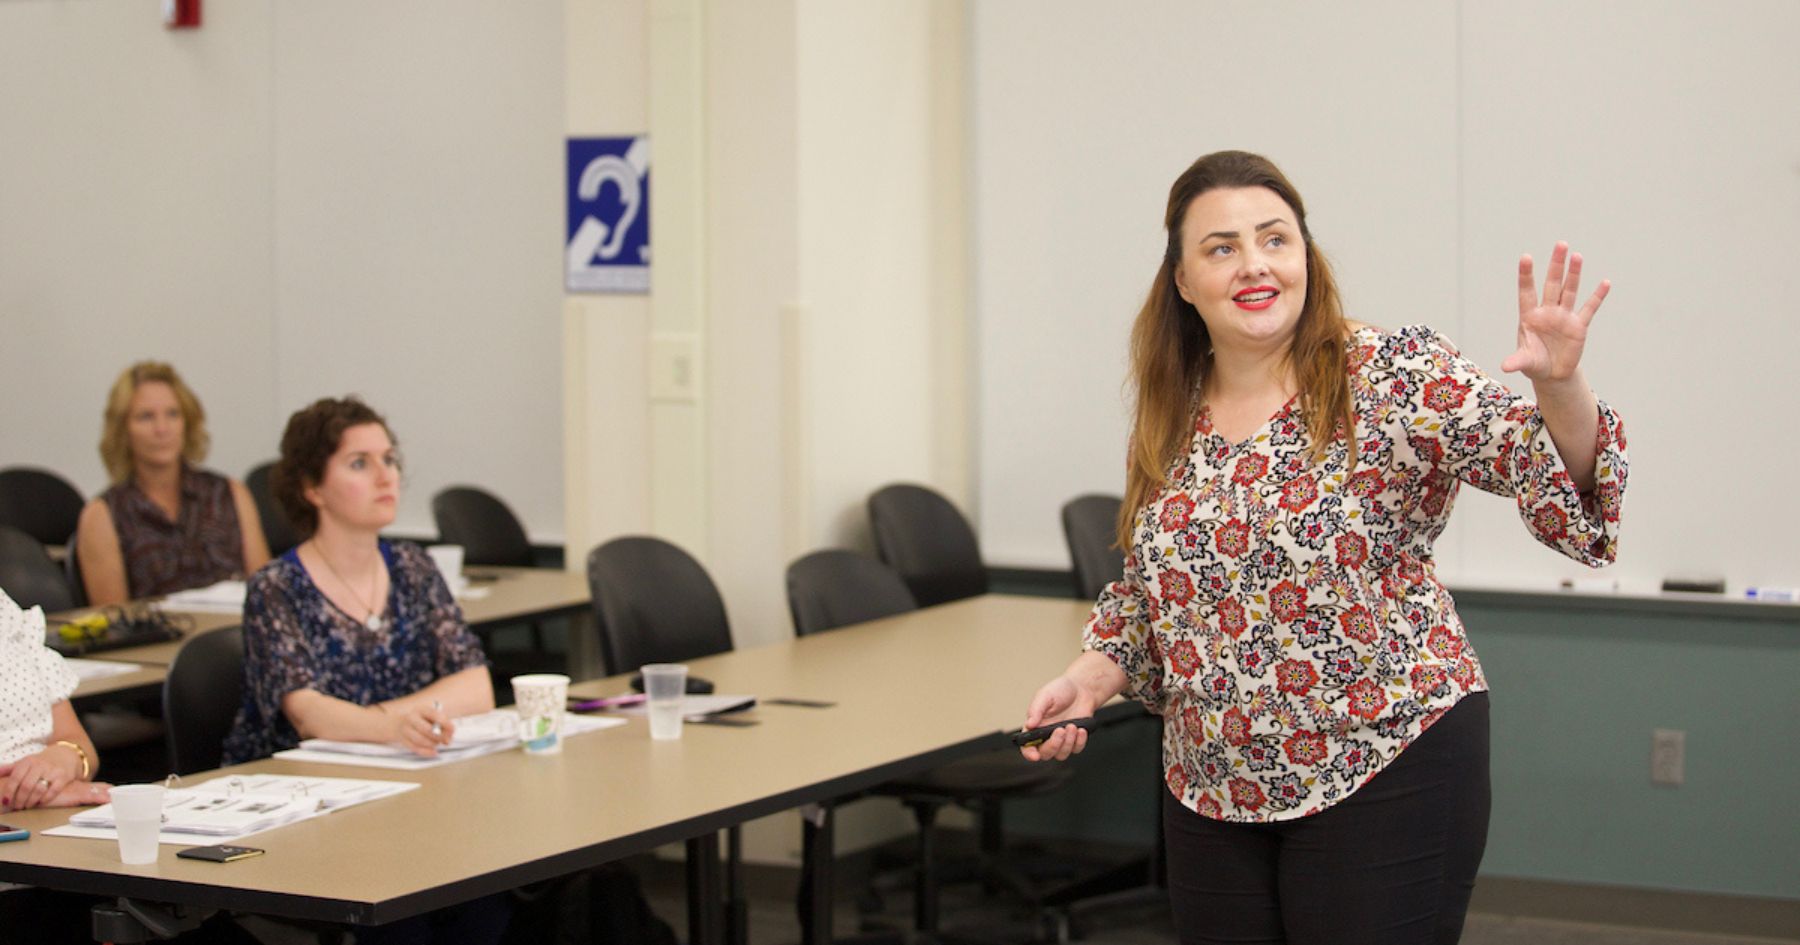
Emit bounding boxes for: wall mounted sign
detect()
[566,136,650,293]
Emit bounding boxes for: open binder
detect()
[54,774,418,843]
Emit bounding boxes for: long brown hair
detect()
[1118,151,1354,548]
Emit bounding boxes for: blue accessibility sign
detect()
[566,136,650,293]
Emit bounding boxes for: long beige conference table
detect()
[2,594,1099,944]
[65,565,596,703]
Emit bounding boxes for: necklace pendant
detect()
[365,614,384,632]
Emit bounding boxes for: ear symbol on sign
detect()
[577,156,642,261]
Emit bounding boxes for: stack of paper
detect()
[63,658,142,682]
[275,708,624,770]
[160,580,248,613]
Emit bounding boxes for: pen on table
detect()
[567,693,648,711]
[431,700,443,738]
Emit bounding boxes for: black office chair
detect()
[1049,495,1166,935]
[433,485,547,663]
[586,536,733,673]
[867,484,987,607]
[786,549,1071,944]
[162,626,245,776]
[0,525,76,612]
[1061,494,1125,601]
[432,486,534,567]
[245,462,299,557]
[585,536,742,944]
[0,467,85,549]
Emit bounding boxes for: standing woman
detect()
[1021,151,1627,945]
[75,361,270,606]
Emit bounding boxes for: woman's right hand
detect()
[388,703,456,757]
[1019,675,1098,762]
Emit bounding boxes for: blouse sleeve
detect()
[34,645,79,704]
[238,567,319,731]
[400,543,488,679]
[1082,551,1167,711]
[1383,325,1628,566]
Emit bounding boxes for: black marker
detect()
[1010,716,1098,748]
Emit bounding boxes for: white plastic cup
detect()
[640,663,688,741]
[427,544,465,589]
[511,673,571,754]
[110,784,166,865]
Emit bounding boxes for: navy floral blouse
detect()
[1084,325,1628,822]
[221,540,488,765]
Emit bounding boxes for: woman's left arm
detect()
[230,479,272,573]
[375,666,494,720]
[1500,241,1610,490]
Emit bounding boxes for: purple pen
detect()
[567,693,647,711]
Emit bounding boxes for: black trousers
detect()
[1163,693,1490,945]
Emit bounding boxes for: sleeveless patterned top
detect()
[101,465,245,598]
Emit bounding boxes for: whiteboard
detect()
[972,0,1800,592]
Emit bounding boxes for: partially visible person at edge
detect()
[0,587,113,941]
[221,396,504,945]
[1019,150,1626,945]
[75,361,270,606]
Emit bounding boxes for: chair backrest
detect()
[62,534,87,609]
[162,625,245,776]
[0,525,75,612]
[585,536,732,674]
[431,486,533,567]
[1061,494,1125,601]
[245,462,299,557]
[0,467,85,548]
[785,549,919,637]
[866,483,987,607]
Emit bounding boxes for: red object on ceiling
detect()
[164,0,202,29]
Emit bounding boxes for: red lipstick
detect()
[1233,285,1279,311]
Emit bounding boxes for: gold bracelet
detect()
[53,739,91,780]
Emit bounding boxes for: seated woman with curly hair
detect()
[221,396,503,945]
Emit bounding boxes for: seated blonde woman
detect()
[75,361,270,606]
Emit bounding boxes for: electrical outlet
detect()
[1651,729,1685,786]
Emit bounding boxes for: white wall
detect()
[0,0,566,543]
[972,0,1800,592]
[0,0,280,504]
[562,0,972,864]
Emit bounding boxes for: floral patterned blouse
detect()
[221,540,488,764]
[1084,325,1628,823]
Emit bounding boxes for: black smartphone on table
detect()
[177,844,264,863]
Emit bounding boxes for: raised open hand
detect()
[1501,241,1610,382]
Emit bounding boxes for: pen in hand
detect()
[431,700,443,740]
